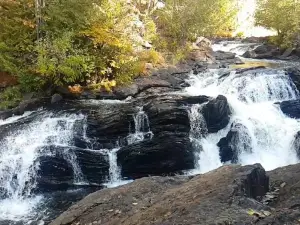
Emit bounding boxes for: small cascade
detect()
[212,41,258,56]
[61,149,85,184]
[0,112,86,221]
[186,67,300,173]
[103,148,130,188]
[105,108,153,187]
[127,107,153,145]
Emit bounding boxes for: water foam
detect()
[186,68,300,172]
[0,112,85,221]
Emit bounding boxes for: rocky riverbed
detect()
[1,38,300,224]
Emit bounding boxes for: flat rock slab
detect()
[51,164,272,225]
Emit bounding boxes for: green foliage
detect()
[255,0,300,47]
[35,32,95,85]
[0,0,239,94]
[0,86,22,110]
[154,0,238,52]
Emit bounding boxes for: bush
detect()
[0,86,22,110]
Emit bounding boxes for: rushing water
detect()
[1,40,299,223]
[105,107,153,188]
[0,104,153,223]
[186,67,300,174]
[0,112,86,223]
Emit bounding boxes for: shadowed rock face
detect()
[201,95,231,133]
[117,132,194,179]
[49,164,273,225]
[218,122,252,163]
[279,99,300,119]
[35,145,109,191]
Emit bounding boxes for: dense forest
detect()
[0,0,299,109]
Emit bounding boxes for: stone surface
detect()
[201,95,231,133]
[286,67,300,92]
[117,132,194,179]
[35,145,110,191]
[242,44,280,59]
[50,164,271,225]
[51,94,63,104]
[279,99,300,119]
[292,131,300,158]
[218,122,252,163]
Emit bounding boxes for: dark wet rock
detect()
[213,51,236,60]
[286,67,300,92]
[36,155,74,192]
[201,95,231,133]
[178,95,210,105]
[236,66,266,74]
[51,94,63,104]
[51,164,271,225]
[83,103,136,147]
[0,110,13,120]
[242,49,256,58]
[73,148,109,184]
[218,122,252,163]
[117,132,194,179]
[35,145,109,191]
[243,44,280,59]
[292,131,300,158]
[279,99,300,119]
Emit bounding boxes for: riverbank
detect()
[51,163,300,225]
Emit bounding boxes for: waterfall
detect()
[127,107,153,145]
[105,107,153,187]
[186,67,300,173]
[0,112,86,222]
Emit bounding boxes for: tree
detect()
[255,0,300,47]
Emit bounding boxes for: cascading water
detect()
[0,112,86,222]
[186,68,300,173]
[127,107,153,145]
[105,107,153,187]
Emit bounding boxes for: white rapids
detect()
[0,112,86,222]
[186,68,300,174]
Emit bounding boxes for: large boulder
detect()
[279,99,300,119]
[217,122,252,163]
[213,51,236,60]
[242,44,280,59]
[35,145,109,191]
[201,95,231,133]
[117,132,194,179]
[51,164,270,225]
